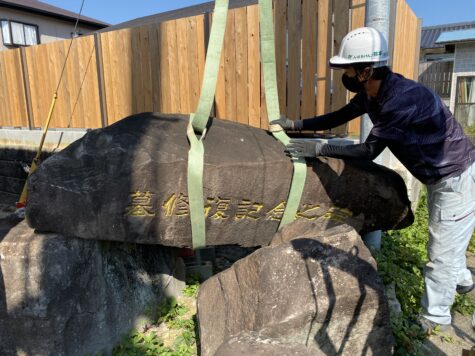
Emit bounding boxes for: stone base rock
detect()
[0,219,185,355]
[215,332,317,356]
[197,219,393,355]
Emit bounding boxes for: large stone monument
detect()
[26,113,413,247]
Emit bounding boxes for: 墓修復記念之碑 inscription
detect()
[25,113,413,247]
[125,191,353,224]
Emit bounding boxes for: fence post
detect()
[19,47,34,129]
[413,18,422,80]
[94,32,108,128]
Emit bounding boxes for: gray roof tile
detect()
[0,0,109,27]
[421,21,475,49]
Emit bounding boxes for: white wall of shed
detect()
[0,7,99,51]
[450,42,475,113]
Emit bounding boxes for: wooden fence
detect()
[418,61,453,99]
[0,0,420,136]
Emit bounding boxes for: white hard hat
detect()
[329,27,389,68]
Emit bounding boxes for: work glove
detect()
[269,116,303,132]
[286,139,325,158]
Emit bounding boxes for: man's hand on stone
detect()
[286,140,325,158]
[269,116,303,132]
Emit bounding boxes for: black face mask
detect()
[342,73,364,93]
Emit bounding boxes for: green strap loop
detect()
[259,0,307,228]
[187,0,229,249]
[190,0,229,134]
[187,117,206,250]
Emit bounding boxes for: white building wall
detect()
[0,7,99,51]
[449,42,475,112]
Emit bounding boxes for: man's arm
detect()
[301,99,366,131]
[269,94,366,132]
[287,133,386,160]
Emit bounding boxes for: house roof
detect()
[421,21,475,49]
[436,28,475,44]
[0,0,109,28]
[99,0,256,33]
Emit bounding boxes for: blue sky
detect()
[43,0,474,27]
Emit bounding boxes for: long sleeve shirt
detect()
[302,71,475,185]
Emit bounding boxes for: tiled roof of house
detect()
[421,21,475,49]
[0,0,109,28]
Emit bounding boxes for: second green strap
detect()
[187,0,229,249]
[259,0,307,228]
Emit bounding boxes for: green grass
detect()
[112,279,200,356]
[375,189,475,355]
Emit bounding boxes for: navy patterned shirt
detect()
[302,71,475,184]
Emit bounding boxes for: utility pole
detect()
[361,0,394,251]
[360,0,392,142]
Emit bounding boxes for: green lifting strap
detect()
[187,0,229,249]
[259,0,307,228]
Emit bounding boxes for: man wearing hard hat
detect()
[271,27,475,334]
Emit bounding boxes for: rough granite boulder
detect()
[26,113,413,247]
[0,216,185,356]
[197,219,394,356]
[215,332,317,356]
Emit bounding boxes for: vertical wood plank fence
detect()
[0,0,420,135]
[418,61,453,99]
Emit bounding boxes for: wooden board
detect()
[330,0,350,135]
[224,9,237,122]
[247,4,261,128]
[394,0,420,80]
[274,0,288,117]
[286,0,302,120]
[235,7,249,125]
[316,0,332,117]
[0,49,28,127]
[24,36,101,129]
[301,0,318,119]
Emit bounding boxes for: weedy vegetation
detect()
[112,276,201,356]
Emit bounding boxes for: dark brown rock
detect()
[26,113,413,247]
[0,218,185,355]
[197,219,394,355]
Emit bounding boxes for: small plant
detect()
[113,330,171,355]
[157,298,188,324]
[183,274,201,298]
[390,314,426,356]
[440,334,455,344]
[452,294,475,316]
[183,283,199,298]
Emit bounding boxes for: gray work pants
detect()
[421,161,475,325]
